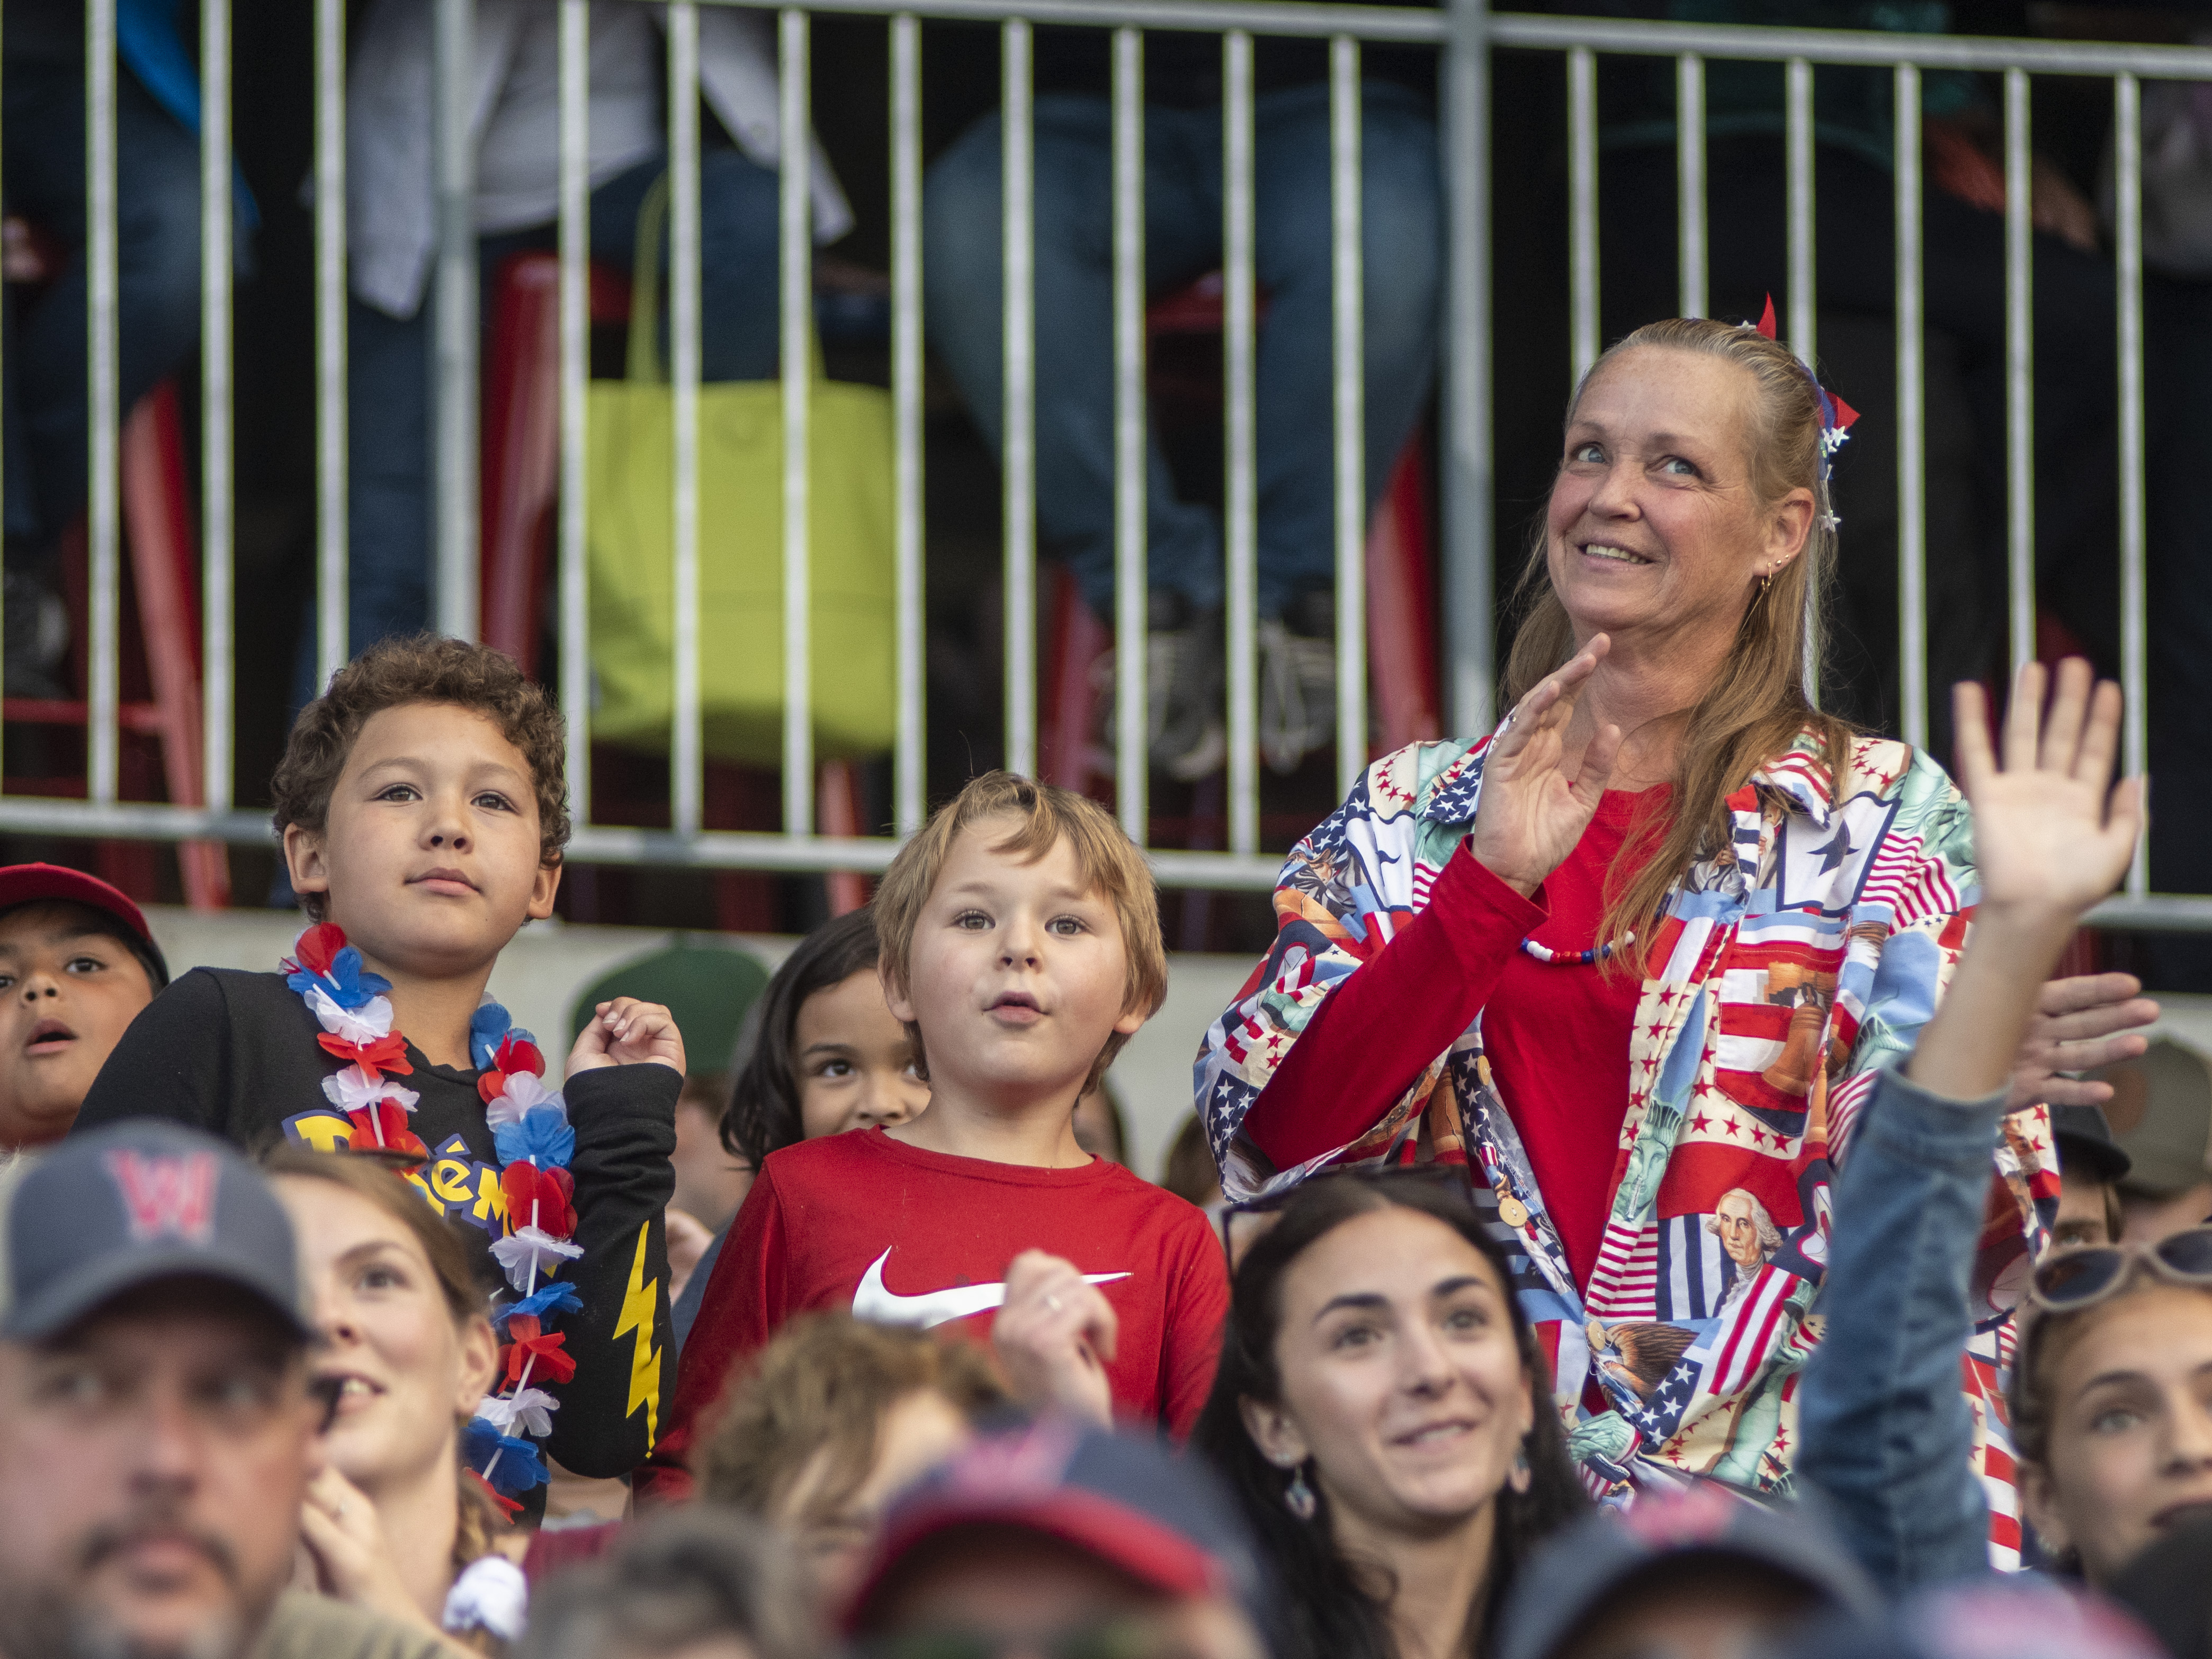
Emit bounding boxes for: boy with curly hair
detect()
[76,635,681,1482]
[644,772,1228,1501]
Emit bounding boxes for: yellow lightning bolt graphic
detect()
[613,1221,662,1443]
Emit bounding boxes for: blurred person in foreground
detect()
[1492,1485,2161,1659]
[695,1313,1004,1613]
[517,1509,819,1659]
[0,1120,443,1659]
[265,1147,523,1651]
[0,864,168,1151]
[843,1419,1268,1659]
[1193,1172,1586,1659]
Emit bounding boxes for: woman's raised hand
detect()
[1466,636,1624,898]
[1952,659,2142,924]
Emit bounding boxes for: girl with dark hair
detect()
[674,908,930,1352]
[719,907,929,1173]
[1194,1172,1586,1659]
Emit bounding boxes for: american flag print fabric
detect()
[1193,731,2054,1564]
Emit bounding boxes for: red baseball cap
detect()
[0,863,168,987]
[845,1419,1262,1634]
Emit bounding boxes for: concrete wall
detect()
[140,908,1258,1182]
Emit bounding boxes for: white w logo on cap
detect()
[103,1151,217,1244]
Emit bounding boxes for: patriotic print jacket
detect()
[1195,731,2055,1563]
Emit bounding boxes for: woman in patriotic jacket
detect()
[1193,313,2152,1556]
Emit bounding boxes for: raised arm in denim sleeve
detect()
[1797,1064,2003,1595]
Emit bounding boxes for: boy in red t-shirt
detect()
[647,772,1230,1500]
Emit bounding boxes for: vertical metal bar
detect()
[315,0,348,689]
[1442,0,1493,736]
[432,0,479,640]
[558,0,591,832]
[780,8,814,838]
[1785,54,1816,707]
[2114,72,2148,899]
[1330,37,1365,795]
[1224,31,1259,856]
[891,14,926,839]
[87,0,119,805]
[1895,64,1928,750]
[1111,29,1147,845]
[201,0,234,810]
[1566,46,1598,384]
[1676,52,1706,319]
[1785,57,1815,365]
[1002,20,1037,777]
[0,0,6,720]
[2003,66,2035,678]
[669,2,703,837]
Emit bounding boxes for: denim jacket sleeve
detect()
[1797,1064,2005,1595]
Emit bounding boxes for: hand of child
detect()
[990,1248,1118,1430]
[666,1204,713,1302]
[1953,659,2142,927]
[568,997,686,1074]
[2007,972,2160,1112]
[298,1465,444,1638]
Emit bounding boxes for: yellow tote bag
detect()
[587,176,897,767]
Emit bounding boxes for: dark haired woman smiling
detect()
[1194,1176,1584,1659]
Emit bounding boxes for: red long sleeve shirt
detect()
[1244,788,1665,1289]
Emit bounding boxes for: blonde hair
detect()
[873,771,1167,1092]
[1504,316,1859,973]
[696,1312,1007,1520]
[259,1147,506,1574]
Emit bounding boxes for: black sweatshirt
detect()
[75,968,677,1482]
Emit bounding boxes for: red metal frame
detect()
[1,380,230,908]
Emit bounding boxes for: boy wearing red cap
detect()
[0,863,167,1148]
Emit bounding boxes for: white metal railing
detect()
[12,3,2212,932]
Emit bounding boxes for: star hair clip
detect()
[1749,296,1859,531]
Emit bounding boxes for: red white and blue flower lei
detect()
[283,922,581,1511]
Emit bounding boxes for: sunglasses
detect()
[2030,1226,2212,1313]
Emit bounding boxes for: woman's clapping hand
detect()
[1953,660,2142,926]
[1466,634,1624,898]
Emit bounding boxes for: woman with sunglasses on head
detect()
[2008,1221,2212,1582]
[266,1146,522,1654]
[1192,1173,1587,1659]
[1792,663,2168,1595]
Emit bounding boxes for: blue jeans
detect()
[923,84,1443,620]
[306,147,783,706]
[1797,1065,2005,1595]
[2,64,240,548]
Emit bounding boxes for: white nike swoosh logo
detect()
[850,1248,1131,1329]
